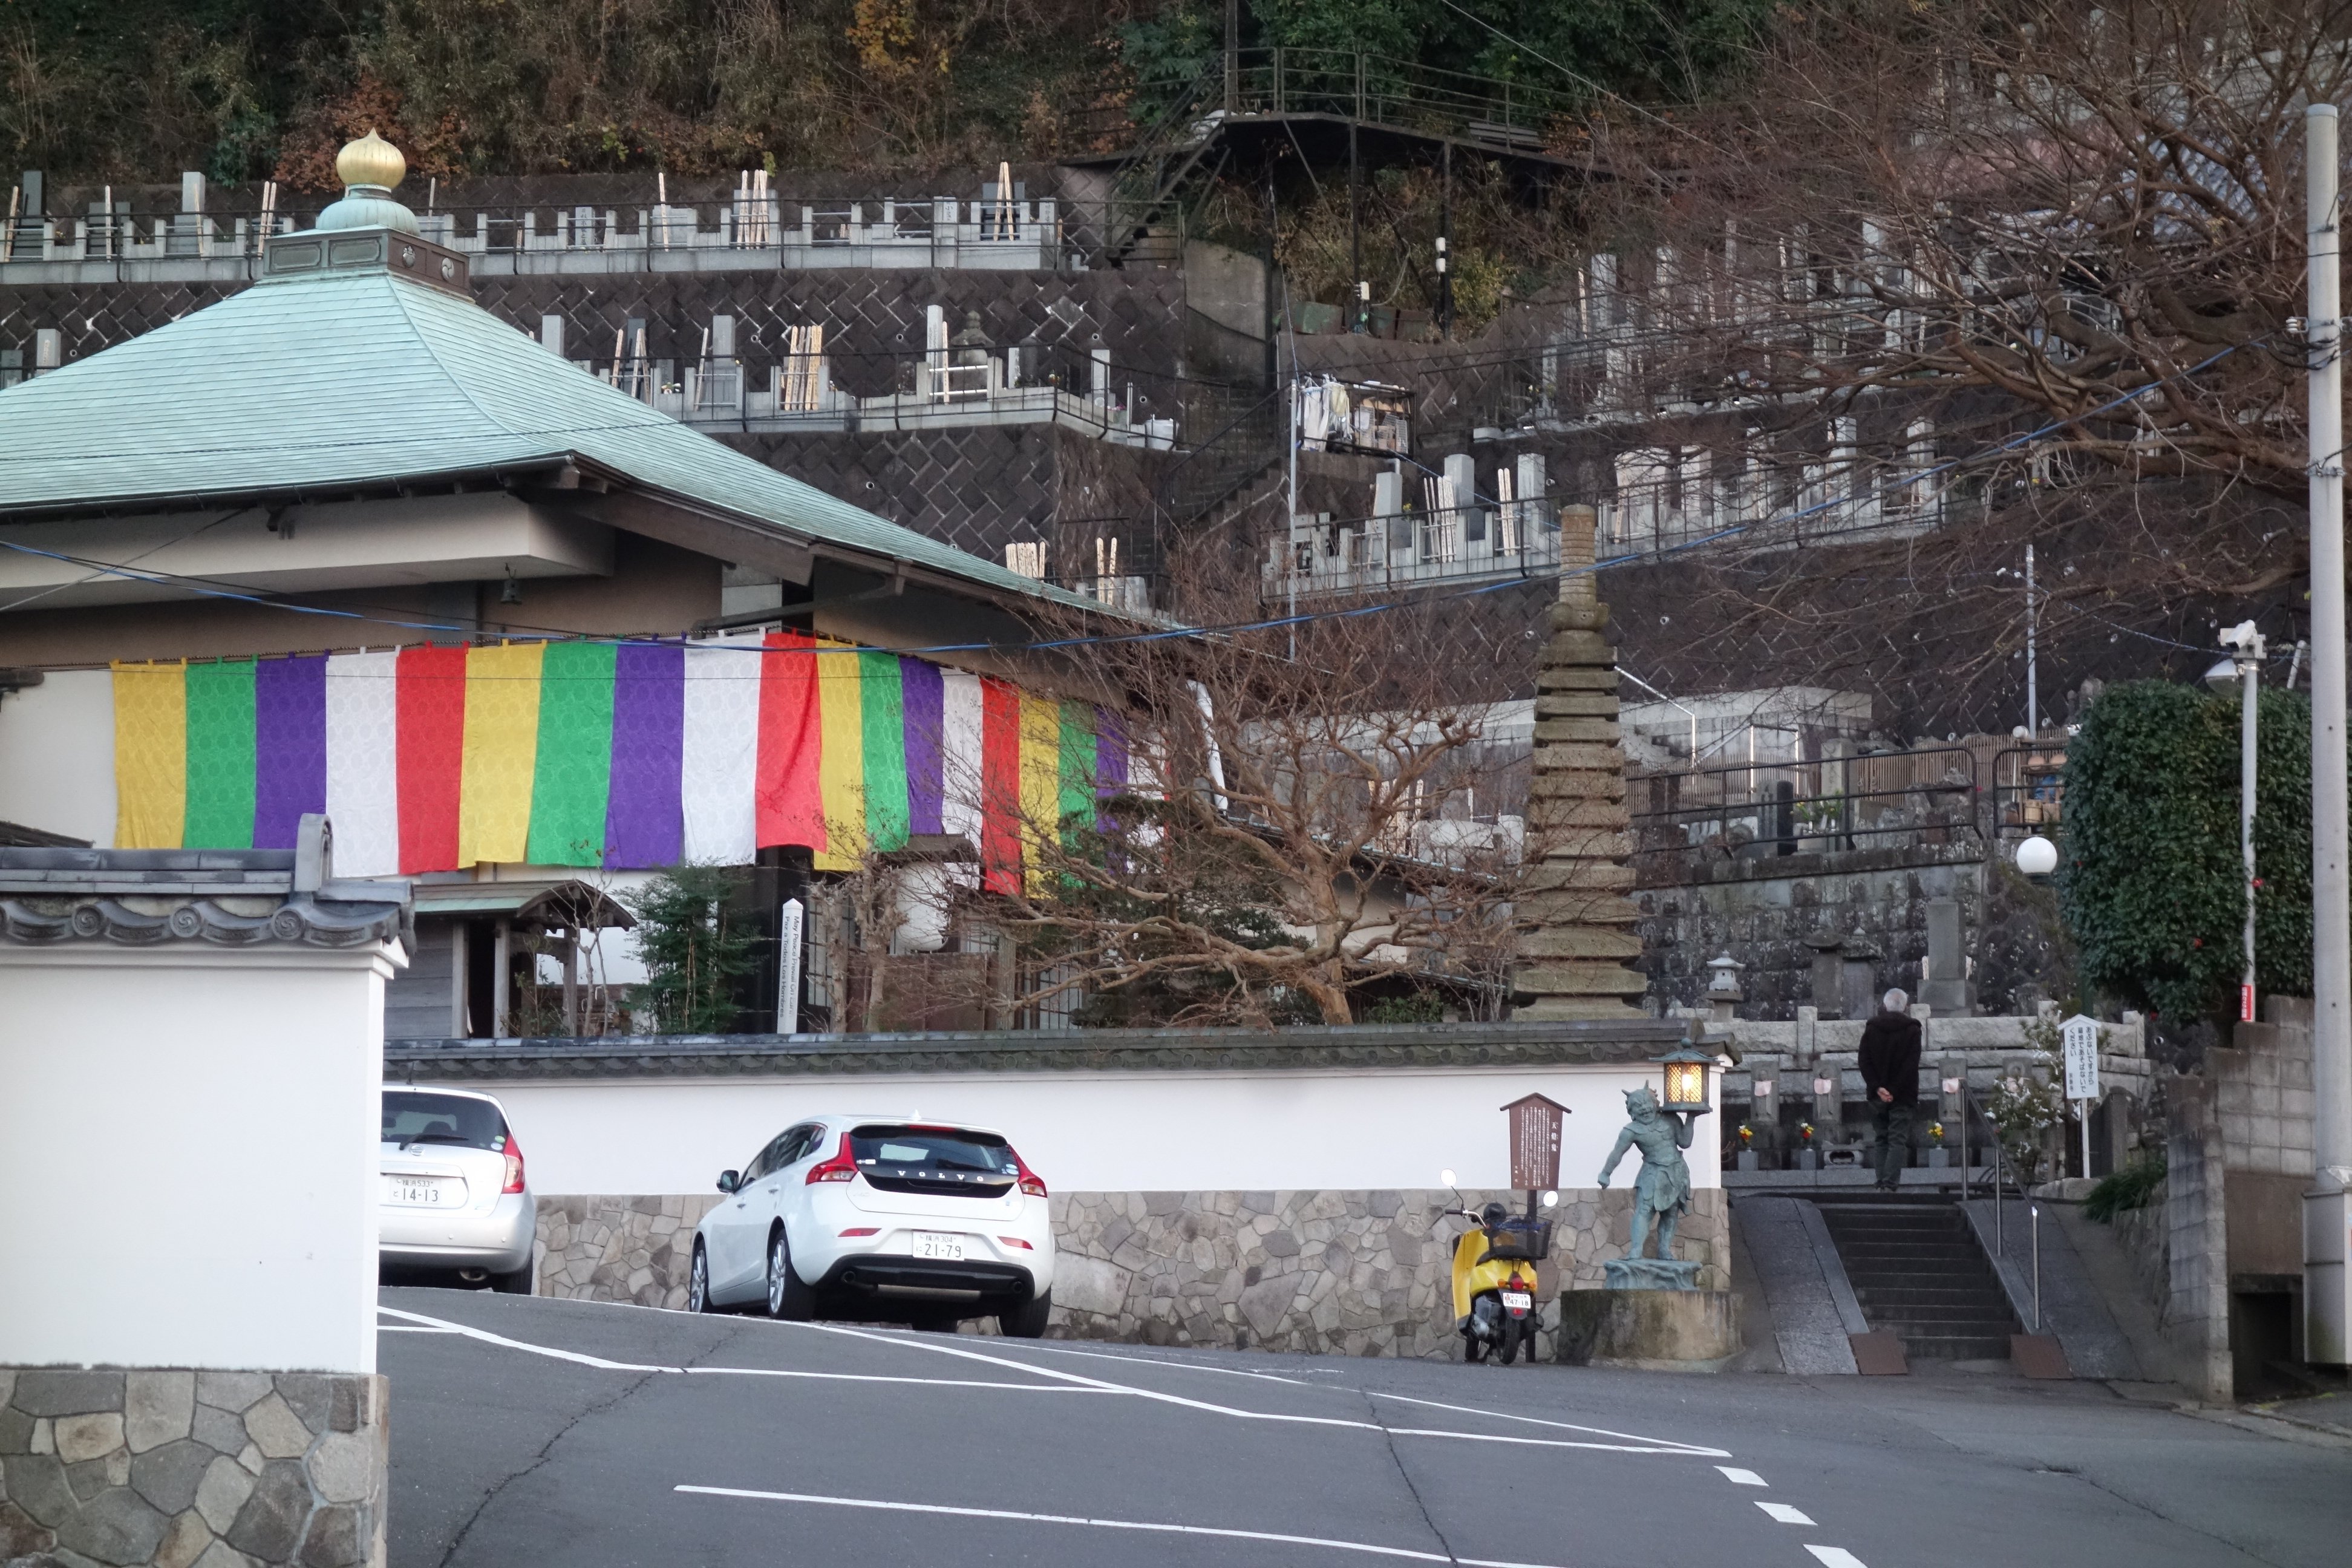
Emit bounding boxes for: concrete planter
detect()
[1553,1289,1740,1370]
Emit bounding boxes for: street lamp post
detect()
[2207,623,2265,1027]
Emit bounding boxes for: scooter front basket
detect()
[1477,1217,1553,1264]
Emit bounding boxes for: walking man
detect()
[1858,987,1922,1192]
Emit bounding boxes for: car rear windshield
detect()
[851,1125,1016,1181]
[382,1092,507,1151]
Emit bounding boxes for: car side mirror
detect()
[716,1169,740,1194]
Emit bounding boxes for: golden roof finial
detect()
[336,129,407,193]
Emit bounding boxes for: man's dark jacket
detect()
[1858,1012,1922,1105]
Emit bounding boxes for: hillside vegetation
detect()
[1,0,1769,187]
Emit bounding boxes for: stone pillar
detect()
[0,821,408,1568]
[1515,505,1647,1018]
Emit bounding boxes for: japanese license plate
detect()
[912,1231,968,1261]
[1500,1290,1533,1312]
[384,1177,450,1207]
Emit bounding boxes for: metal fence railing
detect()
[1627,744,1984,858]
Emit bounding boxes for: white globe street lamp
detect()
[2015,834,2059,877]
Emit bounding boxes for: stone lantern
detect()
[1705,953,1744,1025]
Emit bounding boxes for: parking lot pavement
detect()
[379,1287,2352,1568]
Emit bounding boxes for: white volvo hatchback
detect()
[688,1114,1054,1334]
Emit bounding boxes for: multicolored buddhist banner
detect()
[111,634,1128,882]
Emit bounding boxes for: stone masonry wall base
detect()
[0,1369,387,1568]
[532,1189,1730,1359]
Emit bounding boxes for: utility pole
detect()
[2025,542,2039,736]
[1437,143,1454,338]
[1349,122,1365,333]
[2305,100,2351,1368]
[2213,624,2265,1025]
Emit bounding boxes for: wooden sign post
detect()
[1501,1093,1570,1215]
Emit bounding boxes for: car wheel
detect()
[688,1243,713,1314]
[766,1230,815,1321]
[998,1289,1051,1339]
[490,1262,534,1296]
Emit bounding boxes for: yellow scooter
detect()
[1446,1199,1553,1365]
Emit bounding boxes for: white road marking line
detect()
[678,1484,1567,1568]
[1716,1466,1767,1486]
[1364,1390,1731,1455]
[379,1302,1726,1458]
[1757,1502,1815,1525]
[987,1339,1321,1386]
[377,1325,460,1333]
[799,1320,1723,1455]
[685,1368,1111,1393]
[1804,1549,1869,1567]
[375,1307,1089,1392]
[376,1306,678,1373]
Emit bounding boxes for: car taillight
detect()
[500,1132,526,1195]
[838,1227,878,1238]
[1008,1146,1047,1198]
[998,1236,1034,1250]
[806,1132,857,1184]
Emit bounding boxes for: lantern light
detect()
[2016,834,2058,877]
[1656,1046,1714,1115]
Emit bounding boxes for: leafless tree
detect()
[1534,0,2341,728]
[975,544,1575,1027]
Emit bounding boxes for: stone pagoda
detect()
[1514,505,1648,1019]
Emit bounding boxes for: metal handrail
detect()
[1627,743,1982,855]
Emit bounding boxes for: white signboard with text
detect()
[2061,1014,2101,1103]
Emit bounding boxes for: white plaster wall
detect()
[424,1063,1723,1198]
[0,668,116,846]
[0,944,398,1372]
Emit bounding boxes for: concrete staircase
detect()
[1819,1195,2020,1360]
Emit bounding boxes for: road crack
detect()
[1359,1384,1466,1565]
[433,1314,748,1567]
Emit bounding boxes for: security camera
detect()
[2218,620,2262,655]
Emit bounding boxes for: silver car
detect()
[379,1086,536,1292]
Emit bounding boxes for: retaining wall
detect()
[529,1188,1729,1359]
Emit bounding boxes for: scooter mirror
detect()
[1541,1190,1559,1208]
[1439,1169,1456,1187]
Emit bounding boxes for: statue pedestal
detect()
[1557,1287,1739,1370]
[1603,1257,1704,1291]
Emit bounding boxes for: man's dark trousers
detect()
[1872,1102,1913,1189]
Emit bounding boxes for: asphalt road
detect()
[379,1287,2352,1568]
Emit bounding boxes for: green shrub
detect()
[2059,681,2315,1023]
[2084,1156,2167,1222]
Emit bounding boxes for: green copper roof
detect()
[0,246,1091,612]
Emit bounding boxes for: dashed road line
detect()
[1756,1501,1815,1524]
[678,1484,1569,1568]
[1804,1548,1869,1567]
[1716,1465,1768,1486]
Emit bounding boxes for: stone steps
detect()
[1819,1196,2020,1362]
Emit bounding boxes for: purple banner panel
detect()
[605,643,685,867]
[900,656,944,837]
[253,655,327,850]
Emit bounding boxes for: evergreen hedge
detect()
[2059,680,2314,1022]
